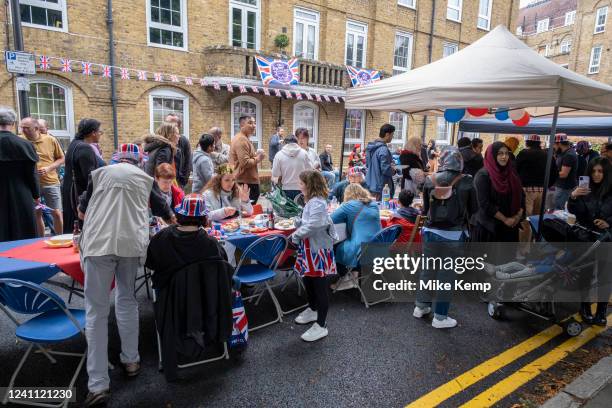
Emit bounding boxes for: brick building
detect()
[517,0,611,85]
[1,0,517,171]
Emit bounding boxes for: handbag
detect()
[228,290,248,349]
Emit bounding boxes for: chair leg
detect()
[358,272,394,307]
[34,344,58,364]
[67,279,76,304]
[3,344,33,404]
[279,273,308,315]
[248,282,283,332]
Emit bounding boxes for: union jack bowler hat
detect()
[111,143,141,164]
[175,193,209,217]
[525,134,541,142]
[348,167,364,178]
[554,133,568,143]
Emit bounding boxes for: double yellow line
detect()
[406,314,610,408]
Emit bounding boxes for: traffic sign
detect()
[5,51,36,75]
[16,77,30,91]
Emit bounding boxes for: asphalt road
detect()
[0,272,609,408]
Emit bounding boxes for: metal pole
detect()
[338,108,349,181]
[9,0,29,118]
[107,0,119,149]
[536,105,560,241]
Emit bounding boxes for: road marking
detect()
[405,322,564,408]
[459,315,610,408]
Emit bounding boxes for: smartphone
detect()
[579,176,590,188]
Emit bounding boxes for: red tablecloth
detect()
[0,241,84,285]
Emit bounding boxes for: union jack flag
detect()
[274,88,282,97]
[184,77,193,85]
[322,94,330,102]
[254,56,300,86]
[315,94,322,102]
[239,84,247,93]
[262,88,270,96]
[305,92,313,100]
[199,78,206,87]
[213,81,220,90]
[346,66,381,87]
[102,65,112,78]
[120,68,130,80]
[251,86,259,93]
[333,95,340,103]
[170,74,179,83]
[39,55,50,70]
[60,59,72,72]
[154,72,163,82]
[81,62,92,76]
[285,90,293,99]
[229,291,248,348]
[137,70,147,80]
[295,92,303,100]
[226,83,234,92]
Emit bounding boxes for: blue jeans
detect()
[321,171,335,188]
[553,187,572,210]
[416,231,466,320]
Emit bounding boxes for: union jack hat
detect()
[525,134,541,142]
[348,167,364,178]
[111,143,141,164]
[174,193,209,217]
[554,133,568,143]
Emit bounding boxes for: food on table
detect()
[380,209,393,218]
[249,226,268,233]
[275,219,295,230]
[44,234,74,248]
[222,221,240,232]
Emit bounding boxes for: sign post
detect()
[8,0,31,118]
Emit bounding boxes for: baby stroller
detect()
[483,227,610,337]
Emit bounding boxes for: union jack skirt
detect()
[294,238,337,278]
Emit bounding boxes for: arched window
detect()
[389,112,407,150]
[149,88,190,137]
[293,101,319,150]
[231,96,262,150]
[27,79,74,150]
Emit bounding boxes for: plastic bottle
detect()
[267,206,275,229]
[382,184,391,209]
[331,197,338,211]
[72,220,81,253]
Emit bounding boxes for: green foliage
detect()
[274,34,289,50]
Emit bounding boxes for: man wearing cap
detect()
[78,144,174,407]
[329,167,368,203]
[552,134,578,210]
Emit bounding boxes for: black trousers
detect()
[303,276,329,327]
[248,183,260,204]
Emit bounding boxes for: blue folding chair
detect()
[234,234,288,331]
[333,225,403,308]
[0,278,86,408]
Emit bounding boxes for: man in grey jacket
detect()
[192,134,215,193]
[271,134,313,199]
[210,127,230,166]
[78,144,174,407]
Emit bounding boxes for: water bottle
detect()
[382,184,391,209]
[331,197,338,211]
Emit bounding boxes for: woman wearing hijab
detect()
[413,147,477,329]
[399,136,425,193]
[472,142,525,242]
[62,118,105,233]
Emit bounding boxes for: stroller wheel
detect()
[563,319,583,337]
[488,302,503,320]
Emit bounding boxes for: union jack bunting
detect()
[295,92,303,100]
[120,68,130,80]
[274,88,282,97]
[251,86,259,93]
[322,95,331,102]
[60,59,72,72]
[239,84,247,93]
[154,72,163,82]
[315,94,322,102]
[229,291,248,349]
[213,81,221,90]
[102,65,112,78]
[170,74,179,83]
[305,92,313,100]
[226,83,234,92]
[285,90,293,99]
[184,77,193,85]
[39,55,50,70]
[254,55,300,86]
[262,88,270,96]
[199,78,206,86]
[346,66,381,87]
[333,95,340,103]
[137,70,147,80]
[81,62,92,76]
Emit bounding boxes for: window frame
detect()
[588,45,602,74]
[594,6,608,34]
[560,39,571,54]
[536,18,550,33]
[293,7,320,60]
[343,109,365,156]
[442,42,459,58]
[229,0,261,50]
[230,95,262,150]
[446,0,463,23]
[345,20,368,68]
[564,10,576,26]
[389,112,408,150]
[25,78,74,146]
[477,0,492,31]
[293,101,319,151]
[19,0,68,32]
[436,117,452,145]
[393,30,413,75]
[149,87,190,138]
[398,0,416,9]
[146,0,188,51]
[544,43,551,57]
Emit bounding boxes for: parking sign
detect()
[5,51,36,75]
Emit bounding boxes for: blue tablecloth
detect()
[0,257,59,284]
[0,238,43,252]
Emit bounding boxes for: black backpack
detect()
[428,173,465,228]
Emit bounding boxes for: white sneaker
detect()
[294,307,318,325]
[301,323,328,342]
[413,306,432,318]
[432,316,457,329]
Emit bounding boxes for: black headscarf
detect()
[74,118,101,140]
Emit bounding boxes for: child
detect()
[396,189,421,223]
[291,170,338,342]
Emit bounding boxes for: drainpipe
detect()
[421,0,436,142]
[107,0,119,149]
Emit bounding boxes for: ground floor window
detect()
[293,101,318,150]
[149,88,189,137]
[389,112,407,152]
[436,117,452,144]
[231,96,262,150]
[344,109,365,155]
[28,80,73,150]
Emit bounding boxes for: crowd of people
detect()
[1,104,611,406]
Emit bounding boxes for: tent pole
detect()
[338,108,349,181]
[536,105,560,241]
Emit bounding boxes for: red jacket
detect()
[171,185,185,208]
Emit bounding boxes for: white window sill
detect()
[22,22,68,33]
[398,4,417,11]
[447,17,462,24]
[147,41,188,52]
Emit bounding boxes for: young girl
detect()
[203,164,253,221]
[291,170,338,342]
